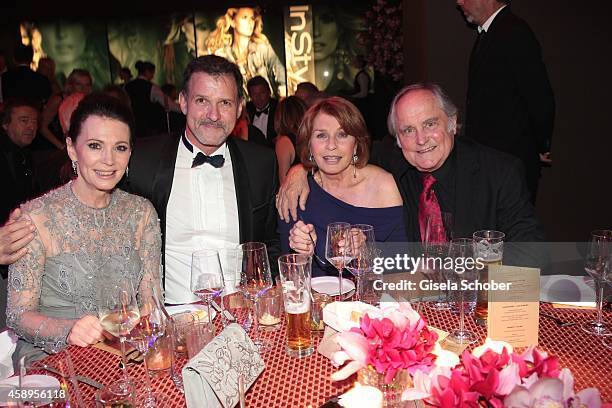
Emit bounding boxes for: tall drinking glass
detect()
[446,238,479,344]
[191,249,225,325]
[126,284,166,407]
[346,224,376,302]
[237,242,273,352]
[278,254,314,357]
[423,213,453,310]
[325,222,352,299]
[582,230,612,336]
[97,278,140,397]
[472,230,505,326]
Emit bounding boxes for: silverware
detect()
[42,364,104,389]
[238,373,246,408]
[540,312,577,327]
[307,231,328,268]
[210,299,236,323]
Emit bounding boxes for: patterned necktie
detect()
[191,152,225,168]
[418,173,445,243]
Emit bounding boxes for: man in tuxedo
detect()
[1,45,51,106]
[127,56,279,304]
[278,83,544,245]
[457,0,555,203]
[246,76,277,147]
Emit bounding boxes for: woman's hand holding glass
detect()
[67,315,105,347]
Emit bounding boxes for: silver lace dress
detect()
[6,182,162,365]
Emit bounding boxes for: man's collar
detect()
[181,132,227,158]
[478,4,507,33]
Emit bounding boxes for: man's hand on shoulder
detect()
[276,164,310,222]
[0,209,35,265]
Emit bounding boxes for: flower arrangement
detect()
[403,339,604,408]
[330,303,439,384]
[357,0,404,82]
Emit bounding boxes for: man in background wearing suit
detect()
[128,55,279,304]
[1,45,51,106]
[246,76,277,147]
[457,0,555,203]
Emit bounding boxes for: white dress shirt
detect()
[479,4,507,33]
[164,136,240,304]
[252,106,270,137]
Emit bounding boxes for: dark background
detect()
[1,0,611,241]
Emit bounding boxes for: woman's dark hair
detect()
[297,96,370,170]
[135,60,155,75]
[274,96,306,136]
[68,92,135,147]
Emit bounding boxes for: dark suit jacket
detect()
[372,137,545,244]
[1,66,51,104]
[246,98,278,146]
[466,7,555,186]
[126,134,280,280]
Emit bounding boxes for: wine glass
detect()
[325,222,352,299]
[191,249,225,326]
[126,283,166,407]
[345,224,376,302]
[445,238,479,344]
[97,278,140,397]
[237,242,273,352]
[582,230,612,336]
[423,212,453,310]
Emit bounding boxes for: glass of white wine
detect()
[97,278,140,398]
[325,222,352,299]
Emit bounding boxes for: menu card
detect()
[487,265,540,348]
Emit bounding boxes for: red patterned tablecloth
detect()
[31,303,611,407]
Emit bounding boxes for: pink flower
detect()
[503,377,602,408]
[330,332,369,381]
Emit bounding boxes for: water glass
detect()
[145,329,174,378]
[172,312,195,355]
[582,230,612,336]
[257,286,283,332]
[185,320,215,359]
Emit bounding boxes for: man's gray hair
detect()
[387,82,459,140]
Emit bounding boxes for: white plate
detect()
[540,275,596,307]
[165,303,216,321]
[0,374,61,388]
[311,277,356,296]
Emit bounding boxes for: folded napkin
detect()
[182,323,265,408]
[0,330,17,380]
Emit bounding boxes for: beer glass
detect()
[278,254,314,358]
[472,230,505,326]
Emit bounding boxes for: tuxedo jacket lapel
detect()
[152,136,180,227]
[227,138,252,243]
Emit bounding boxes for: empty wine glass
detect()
[325,222,352,299]
[346,224,376,302]
[237,242,273,352]
[191,249,225,326]
[126,283,166,407]
[445,238,479,344]
[423,213,453,310]
[97,278,140,398]
[582,230,612,336]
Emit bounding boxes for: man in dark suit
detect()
[1,44,51,105]
[457,0,555,203]
[246,76,278,147]
[128,56,279,304]
[278,83,544,245]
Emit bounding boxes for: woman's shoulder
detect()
[21,184,69,216]
[360,165,403,206]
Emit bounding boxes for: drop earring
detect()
[125,167,129,178]
[353,153,358,178]
[72,161,78,176]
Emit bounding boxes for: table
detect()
[31,303,611,406]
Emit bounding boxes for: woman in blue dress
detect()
[278,97,407,277]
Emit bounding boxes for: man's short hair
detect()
[387,82,459,139]
[246,76,271,93]
[296,82,318,94]
[2,98,40,126]
[182,55,244,101]
[13,44,33,64]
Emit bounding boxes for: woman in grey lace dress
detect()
[6,93,162,366]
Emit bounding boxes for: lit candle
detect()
[338,382,383,408]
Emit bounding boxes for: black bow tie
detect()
[191,152,225,168]
[254,107,269,118]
